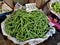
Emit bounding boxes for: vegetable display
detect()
[5,9,50,41]
[52,2,60,14]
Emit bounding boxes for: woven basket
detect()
[48,0,60,18]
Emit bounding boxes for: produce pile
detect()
[5,9,50,41]
[52,2,60,14]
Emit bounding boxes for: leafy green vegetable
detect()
[52,2,60,14]
[5,9,50,41]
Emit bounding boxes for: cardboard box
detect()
[3,0,13,8]
[0,3,13,18]
[2,3,13,13]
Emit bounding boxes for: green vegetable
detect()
[5,9,50,41]
[52,2,60,14]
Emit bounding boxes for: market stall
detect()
[0,0,60,45]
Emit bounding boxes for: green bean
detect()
[52,2,60,14]
[5,9,50,41]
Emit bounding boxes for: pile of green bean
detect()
[5,9,50,41]
[52,2,60,14]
